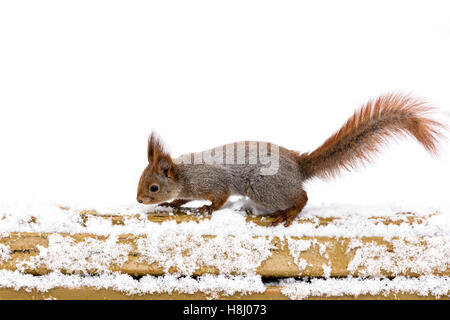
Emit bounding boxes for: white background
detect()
[0,0,449,208]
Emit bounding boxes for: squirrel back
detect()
[298,93,444,180]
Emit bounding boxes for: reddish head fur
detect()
[136,131,180,204]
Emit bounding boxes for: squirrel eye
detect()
[150,184,159,192]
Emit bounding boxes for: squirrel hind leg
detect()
[198,192,230,215]
[270,190,308,227]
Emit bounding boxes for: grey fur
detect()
[173,142,304,211]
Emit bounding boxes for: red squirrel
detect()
[137,93,444,226]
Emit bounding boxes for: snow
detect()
[0,270,447,299]
[0,200,448,298]
[137,232,274,275]
[2,220,447,279]
[0,244,10,262]
[286,238,311,271]
[0,199,449,239]
[346,237,450,277]
[17,234,132,274]
[279,276,450,300]
[0,270,265,298]
[322,264,332,279]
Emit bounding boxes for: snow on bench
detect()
[0,202,449,299]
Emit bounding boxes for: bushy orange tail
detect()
[299,93,445,180]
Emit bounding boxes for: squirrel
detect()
[137,93,444,226]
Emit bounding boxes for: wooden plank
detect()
[1,232,447,277]
[0,210,447,300]
[0,286,446,300]
[77,209,431,227]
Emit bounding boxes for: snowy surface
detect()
[0,271,266,298]
[0,200,448,299]
[0,199,449,238]
[278,276,450,300]
[0,270,447,299]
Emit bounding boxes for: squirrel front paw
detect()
[159,199,189,208]
[159,202,172,207]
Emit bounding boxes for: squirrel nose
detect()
[137,198,143,204]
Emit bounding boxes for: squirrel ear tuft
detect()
[147,131,162,163]
[147,131,178,178]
